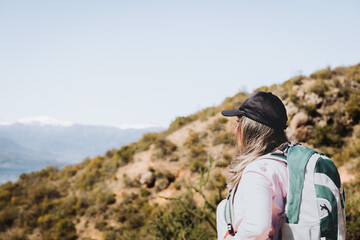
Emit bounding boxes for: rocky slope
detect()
[0,64,359,240]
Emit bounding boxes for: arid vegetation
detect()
[0,64,360,239]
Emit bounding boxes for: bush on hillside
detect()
[206,170,227,191]
[30,184,61,204]
[309,117,348,148]
[190,160,207,173]
[97,190,116,206]
[0,206,18,231]
[188,146,207,161]
[199,107,217,121]
[153,160,217,240]
[208,118,228,132]
[76,167,102,190]
[112,144,136,166]
[221,92,248,111]
[154,139,177,156]
[213,131,234,146]
[168,115,198,133]
[62,165,79,179]
[346,93,360,123]
[310,67,333,80]
[122,174,141,188]
[344,178,360,240]
[215,153,232,167]
[332,66,346,75]
[185,131,201,146]
[310,79,329,98]
[333,139,360,165]
[345,64,360,83]
[278,75,305,102]
[0,228,29,240]
[153,195,216,240]
[136,132,159,152]
[52,219,77,240]
[152,169,175,183]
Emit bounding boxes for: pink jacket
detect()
[217,158,288,240]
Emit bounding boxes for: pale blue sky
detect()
[1,0,359,127]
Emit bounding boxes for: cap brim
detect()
[221,109,243,117]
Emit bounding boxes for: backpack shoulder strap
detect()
[224,183,239,237]
[286,145,318,224]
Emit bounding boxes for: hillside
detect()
[0,123,163,184]
[0,64,360,240]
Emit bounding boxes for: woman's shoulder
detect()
[244,156,287,179]
[244,156,288,195]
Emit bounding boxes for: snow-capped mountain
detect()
[0,117,163,184]
[16,116,74,127]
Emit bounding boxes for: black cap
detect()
[222,91,288,130]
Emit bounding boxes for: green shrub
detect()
[302,102,318,117]
[185,131,201,146]
[140,188,150,197]
[338,80,353,99]
[136,132,159,152]
[97,191,116,205]
[103,230,121,240]
[346,93,360,123]
[173,180,182,190]
[0,228,29,240]
[54,219,77,240]
[279,75,305,101]
[310,79,329,97]
[333,139,360,165]
[199,107,217,121]
[30,184,61,204]
[221,92,248,108]
[153,170,175,183]
[122,174,140,188]
[206,171,227,191]
[85,205,99,217]
[290,75,305,85]
[309,117,348,148]
[310,67,333,80]
[344,179,360,240]
[153,165,217,240]
[215,153,232,167]
[76,167,101,190]
[153,139,177,158]
[0,188,11,202]
[332,66,346,75]
[62,165,78,178]
[37,214,56,230]
[188,146,207,162]
[208,118,228,132]
[345,64,360,82]
[0,206,18,231]
[190,160,207,173]
[168,115,198,133]
[112,144,136,166]
[213,131,234,146]
[95,220,108,231]
[113,193,148,228]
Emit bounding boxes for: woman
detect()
[217,91,289,240]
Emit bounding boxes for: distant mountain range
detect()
[0,118,163,183]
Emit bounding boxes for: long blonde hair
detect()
[227,116,288,188]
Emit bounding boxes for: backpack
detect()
[224,144,346,240]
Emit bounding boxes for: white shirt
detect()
[217,158,288,240]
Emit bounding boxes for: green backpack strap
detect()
[224,182,240,237]
[286,145,317,224]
